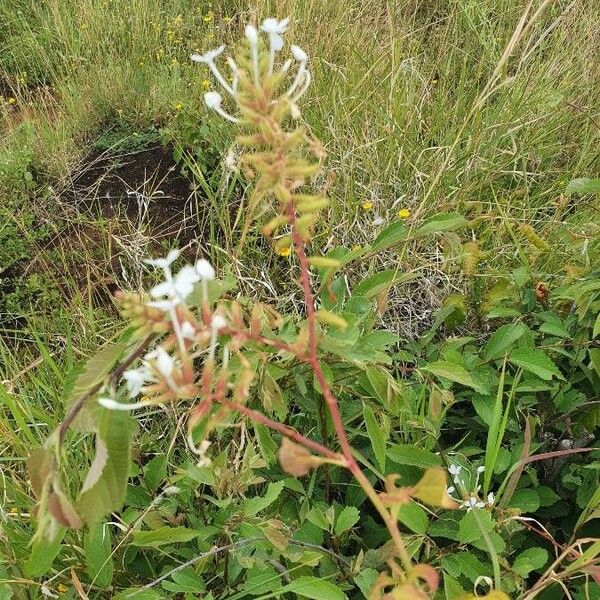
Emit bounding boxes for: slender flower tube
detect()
[190,46,234,96]
[98,397,153,411]
[261,17,290,74]
[286,45,308,97]
[291,70,311,103]
[245,25,260,86]
[204,91,240,123]
[227,57,239,94]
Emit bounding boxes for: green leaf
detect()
[354,568,378,599]
[396,501,429,534]
[387,444,441,468]
[306,506,330,530]
[421,360,487,392]
[565,177,600,195]
[363,403,386,471]
[458,509,494,544]
[441,552,492,583]
[281,576,347,600]
[77,405,135,525]
[334,506,360,535]
[243,481,285,516]
[23,529,64,577]
[160,569,206,593]
[371,221,409,253]
[132,526,200,548]
[508,348,563,381]
[112,588,165,599]
[508,488,540,513]
[84,522,113,587]
[483,322,528,360]
[353,270,417,299]
[513,547,549,577]
[413,212,469,237]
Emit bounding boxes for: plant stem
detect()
[287,203,413,574]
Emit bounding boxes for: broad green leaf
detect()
[444,574,466,599]
[365,366,392,406]
[508,488,540,513]
[23,529,64,577]
[413,212,469,237]
[280,576,347,600]
[160,569,206,593]
[441,552,492,583]
[363,403,386,471]
[458,509,494,544]
[84,522,113,587]
[508,348,563,380]
[0,583,13,600]
[387,444,441,468]
[396,501,429,534]
[565,177,600,195]
[243,481,285,516]
[306,506,330,530]
[421,360,486,392]
[371,221,409,253]
[132,526,200,548]
[77,406,135,525]
[483,322,527,360]
[334,506,360,535]
[513,547,549,577]
[353,270,417,299]
[354,568,378,599]
[65,339,129,414]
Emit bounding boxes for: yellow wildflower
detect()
[201,79,211,89]
[8,97,16,105]
[223,16,232,23]
[277,246,292,257]
[398,208,411,219]
[8,506,18,514]
[57,583,68,593]
[202,12,214,23]
[352,245,362,252]
[171,58,178,66]
[362,201,373,211]
[174,102,184,111]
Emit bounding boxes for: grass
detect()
[0,0,599,597]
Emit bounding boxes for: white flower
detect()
[477,465,486,474]
[144,249,179,270]
[147,347,175,379]
[291,44,307,62]
[41,585,58,599]
[195,258,215,280]
[448,464,462,477]
[146,298,179,311]
[446,486,455,495]
[487,492,495,506]
[98,397,152,411]
[204,91,222,109]
[191,46,234,96]
[123,367,151,398]
[204,91,239,123]
[211,315,227,331]
[461,496,485,512]
[150,264,199,302]
[190,45,226,65]
[372,215,385,226]
[244,24,259,46]
[180,321,196,340]
[261,17,289,50]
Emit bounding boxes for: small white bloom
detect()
[291,44,307,62]
[244,24,259,46]
[40,585,58,599]
[195,258,216,280]
[372,215,385,226]
[487,492,495,505]
[147,347,175,379]
[448,464,462,477]
[211,315,227,331]
[98,397,151,411]
[477,465,486,474]
[204,91,222,109]
[461,496,486,512]
[144,249,179,270]
[146,298,179,311]
[190,45,226,65]
[181,321,196,340]
[446,486,455,495]
[261,17,290,73]
[123,367,150,398]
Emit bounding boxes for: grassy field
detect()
[1,0,599,598]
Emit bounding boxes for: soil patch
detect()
[70,143,202,245]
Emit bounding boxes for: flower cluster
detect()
[447,464,495,512]
[191,17,310,123]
